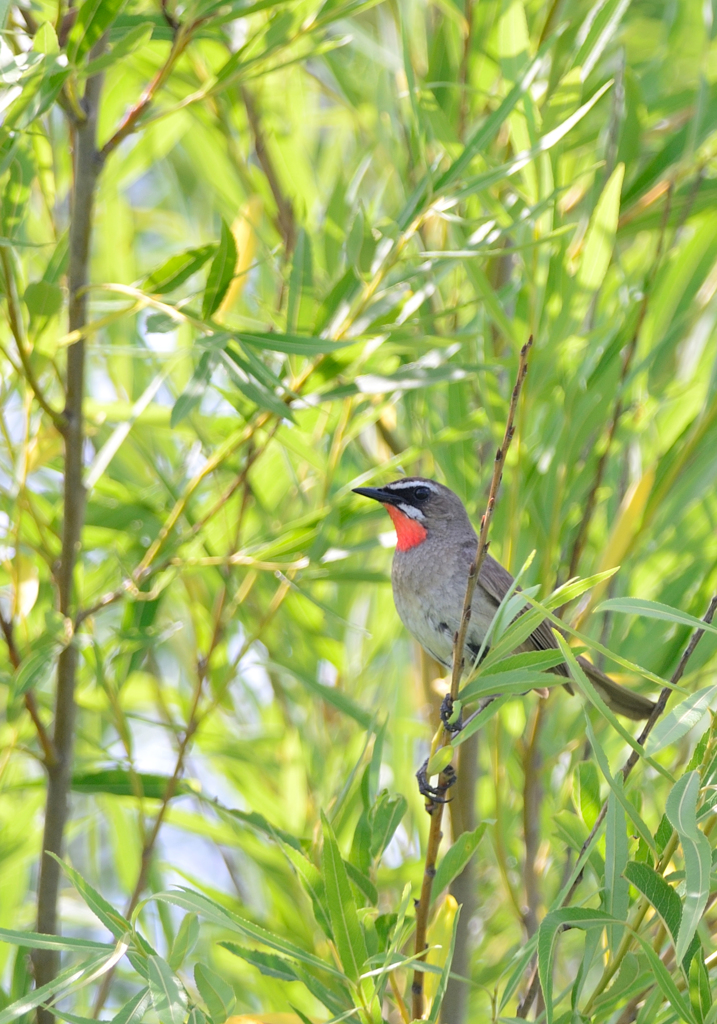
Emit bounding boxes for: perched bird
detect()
[353,477,656,720]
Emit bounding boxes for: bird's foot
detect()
[440,694,463,733]
[416,759,457,812]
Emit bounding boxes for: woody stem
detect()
[411,338,532,1020]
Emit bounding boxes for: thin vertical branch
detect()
[0,613,56,765]
[33,62,105,1022]
[411,338,532,1020]
[443,730,479,1024]
[241,85,297,255]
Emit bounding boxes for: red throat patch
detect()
[385,504,427,551]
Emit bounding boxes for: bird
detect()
[353,477,656,721]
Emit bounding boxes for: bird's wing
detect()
[477,554,570,677]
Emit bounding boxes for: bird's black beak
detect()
[352,486,401,508]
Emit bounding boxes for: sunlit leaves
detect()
[320,813,367,983]
[144,245,217,295]
[3,1,717,1023]
[665,772,711,963]
[66,0,128,64]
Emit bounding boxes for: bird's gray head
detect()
[352,477,471,550]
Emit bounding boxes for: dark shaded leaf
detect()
[432,823,487,902]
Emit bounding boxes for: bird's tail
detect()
[575,656,656,721]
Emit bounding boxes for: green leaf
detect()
[50,855,131,939]
[193,963,235,1024]
[321,812,368,981]
[234,330,356,356]
[575,761,601,829]
[459,668,559,702]
[0,955,108,1024]
[452,695,509,747]
[369,791,407,861]
[71,769,190,798]
[647,686,717,755]
[577,163,625,293]
[0,928,112,953]
[83,22,153,74]
[220,942,299,982]
[478,569,617,674]
[427,745,453,776]
[202,220,237,319]
[1,146,33,239]
[585,715,656,852]
[10,634,61,700]
[167,913,199,970]
[559,634,670,782]
[286,228,314,332]
[631,934,697,1022]
[270,659,373,728]
[538,908,613,1024]
[319,361,475,400]
[216,803,304,852]
[147,956,188,1024]
[666,771,711,963]
[144,244,217,294]
[278,840,333,939]
[689,952,711,1023]
[432,823,487,902]
[24,280,62,322]
[171,351,214,427]
[67,0,127,64]
[111,988,152,1024]
[151,888,344,979]
[597,598,717,638]
[186,1010,207,1024]
[624,861,701,972]
[344,860,378,905]
[605,788,629,952]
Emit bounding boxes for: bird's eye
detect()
[413,486,430,501]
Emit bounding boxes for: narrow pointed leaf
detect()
[147,956,188,1024]
[597,598,717,637]
[432,823,487,902]
[647,686,717,754]
[666,772,711,963]
[321,812,368,981]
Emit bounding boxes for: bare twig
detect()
[411,337,532,1020]
[0,248,65,430]
[241,85,297,255]
[100,25,191,159]
[0,612,57,765]
[516,593,717,1018]
[33,60,105,1022]
[443,729,479,1024]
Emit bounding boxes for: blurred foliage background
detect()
[2,0,717,1021]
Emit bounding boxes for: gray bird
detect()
[353,477,656,720]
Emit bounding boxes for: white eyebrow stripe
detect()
[396,502,426,521]
[385,480,440,492]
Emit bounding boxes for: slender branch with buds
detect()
[411,337,532,1020]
